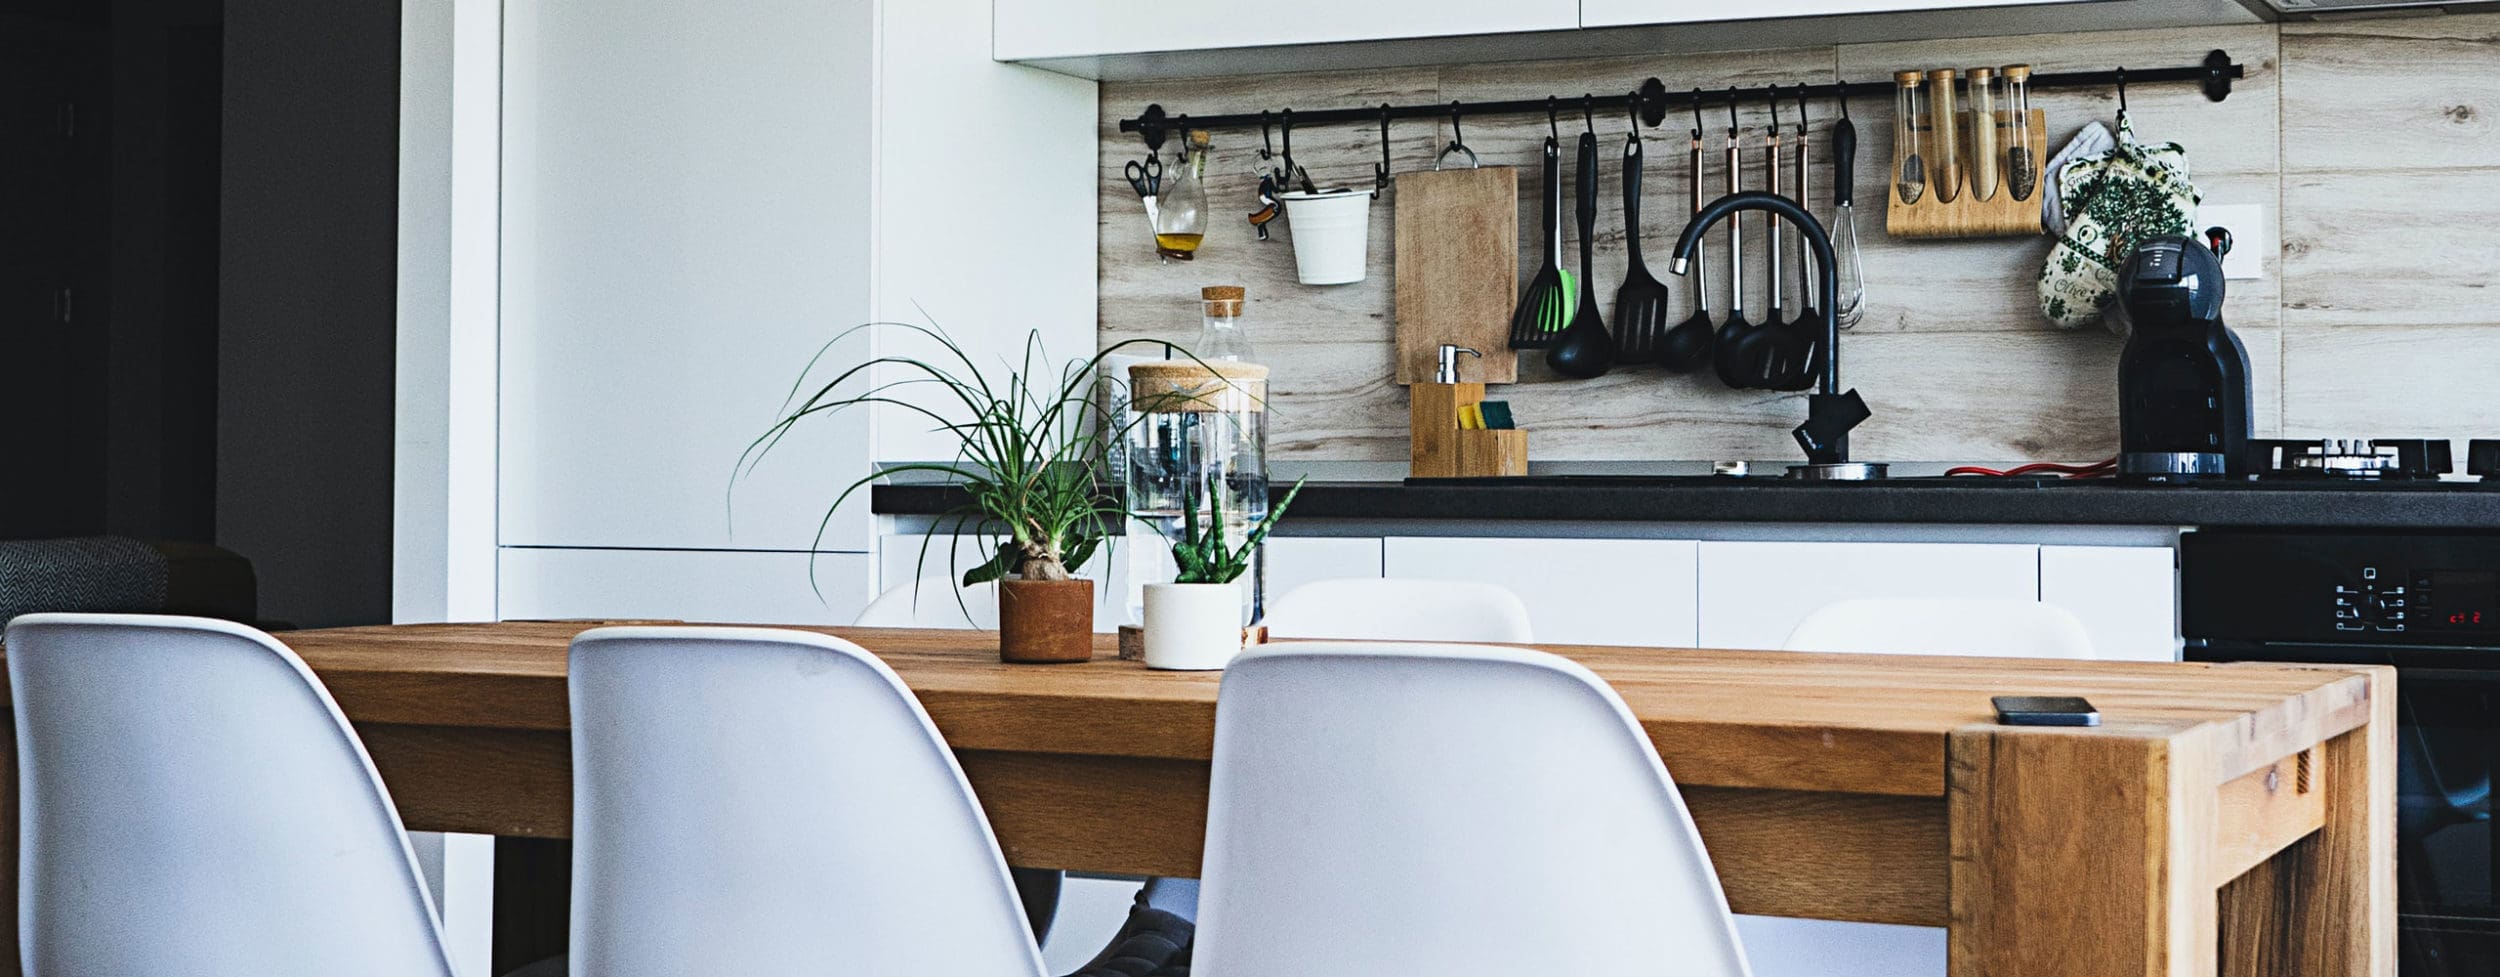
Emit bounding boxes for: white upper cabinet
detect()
[1579,0,2079,29]
[994,0,1578,60]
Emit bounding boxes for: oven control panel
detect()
[2184,531,2500,646]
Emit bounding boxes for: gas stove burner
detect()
[2249,438,2453,481]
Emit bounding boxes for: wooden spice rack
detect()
[1887,108,2048,239]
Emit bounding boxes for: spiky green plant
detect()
[734,321,1177,593]
[1161,474,1306,586]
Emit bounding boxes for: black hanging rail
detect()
[1120,49,2241,152]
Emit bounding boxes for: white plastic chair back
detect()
[1783,598,2097,658]
[567,627,1044,977]
[1195,641,1752,977]
[3,613,458,977]
[1264,578,1534,643]
[854,577,1001,629]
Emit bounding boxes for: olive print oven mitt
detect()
[2038,117,2200,334]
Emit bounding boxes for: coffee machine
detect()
[2115,230,2252,483]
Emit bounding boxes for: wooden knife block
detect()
[1410,382,1528,479]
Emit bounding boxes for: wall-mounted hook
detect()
[1691,88,1705,137]
[1374,103,1392,197]
[2201,49,2236,102]
[1839,83,1852,121]
[1626,89,1642,134]
[1638,77,1669,128]
[1795,85,1809,134]
[1281,108,1297,187]
[1436,100,1479,170]
[1138,104,1169,156]
[2116,67,2130,119]
[1769,84,1783,134]
[1547,96,1559,142]
[1582,93,1595,134]
[1726,87,1740,136]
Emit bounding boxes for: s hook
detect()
[1374,103,1392,197]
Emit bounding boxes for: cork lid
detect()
[1968,66,1996,80]
[1201,285,1245,302]
[1127,360,1268,414]
[1931,68,1958,81]
[1895,70,1926,85]
[2002,64,2032,81]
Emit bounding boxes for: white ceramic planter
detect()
[1278,190,1371,285]
[1142,581,1246,671]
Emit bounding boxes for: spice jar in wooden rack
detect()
[1887,64,2048,239]
[1410,344,1528,479]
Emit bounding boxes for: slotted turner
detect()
[1614,100,1674,365]
[1508,135,1570,350]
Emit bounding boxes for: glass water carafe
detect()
[1123,360,1270,627]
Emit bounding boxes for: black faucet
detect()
[1669,191,1871,465]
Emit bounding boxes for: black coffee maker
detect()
[2115,230,2251,483]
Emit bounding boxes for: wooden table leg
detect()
[2218,677,2397,977]
[1948,726,2220,977]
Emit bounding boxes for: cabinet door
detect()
[500,548,875,625]
[2040,545,2178,662]
[1697,541,2039,650]
[1262,537,1385,603]
[995,0,1577,60]
[500,0,874,552]
[1383,537,1699,648]
[1579,0,2064,28]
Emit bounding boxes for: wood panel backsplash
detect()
[1097,16,2500,464]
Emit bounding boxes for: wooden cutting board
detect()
[1393,166,1519,385]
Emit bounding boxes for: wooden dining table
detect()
[0,622,2395,977]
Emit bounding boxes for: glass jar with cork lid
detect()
[1123,358,1270,628]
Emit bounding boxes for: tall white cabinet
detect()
[490,0,1096,622]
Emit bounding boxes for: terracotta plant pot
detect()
[997,577,1095,664]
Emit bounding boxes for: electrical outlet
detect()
[2193,204,2267,281]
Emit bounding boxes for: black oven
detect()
[2184,530,2500,977]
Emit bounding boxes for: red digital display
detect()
[2423,569,2499,632]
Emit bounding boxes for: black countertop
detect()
[872,475,2500,530]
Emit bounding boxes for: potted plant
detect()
[738,324,1159,663]
[1140,473,1304,670]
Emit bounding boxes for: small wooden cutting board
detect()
[1394,166,1519,385]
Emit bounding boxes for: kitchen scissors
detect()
[1124,155,1164,199]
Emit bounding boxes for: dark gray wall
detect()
[218,0,397,628]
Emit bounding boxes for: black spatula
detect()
[1508,133,1569,351]
[1613,98,1673,366]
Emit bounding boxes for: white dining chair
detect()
[1783,598,2097,659]
[4,613,461,977]
[566,626,1046,977]
[1193,641,1753,977]
[854,577,1002,629]
[1263,578,1535,643]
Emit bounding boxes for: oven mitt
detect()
[2037,117,2200,334]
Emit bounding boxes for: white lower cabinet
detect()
[2040,545,2179,662]
[1382,537,1700,647]
[1697,541,2041,650]
[1259,537,1385,602]
[498,547,875,625]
